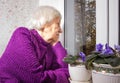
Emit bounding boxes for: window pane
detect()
[65,0,96,55]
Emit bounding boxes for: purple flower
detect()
[102,43,114,55]
[114,45,120,52]
[79,52,86,62]
[95,43,103,52]
[105,43,110,49]
[102,49,114,55]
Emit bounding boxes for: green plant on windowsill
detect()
[63,52,86,66]
[85,43,120,74]
[63,52,92,82]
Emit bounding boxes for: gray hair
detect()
[28,6,61,29]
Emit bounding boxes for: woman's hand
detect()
[51,39,59,46]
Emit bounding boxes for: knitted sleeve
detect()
[51,42,70,83]
[3,27,69,83]
[34,41,70,83]
[52,42,68,68]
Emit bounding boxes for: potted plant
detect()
[85,43,120,83]
[63,52,91,83]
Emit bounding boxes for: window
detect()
[65,0,96,55]
[96,0,119,47]
[64,0,119,55]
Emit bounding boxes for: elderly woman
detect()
[0,6,70,83]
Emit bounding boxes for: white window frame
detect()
[96,0,119,47]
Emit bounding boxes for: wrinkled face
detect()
[43,17,62,42]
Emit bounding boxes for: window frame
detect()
[96,0,119,47]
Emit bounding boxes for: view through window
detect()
[65,0,96,55]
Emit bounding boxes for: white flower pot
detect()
[70,80,91,83]
[70,80,90,83]
[69,64,91,82]
[92,63,120,83]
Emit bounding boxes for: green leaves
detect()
[109,57,120,67]
[85,54,98,69]
[63,55,81,65]
[85,53,120,70]
[63,43,120,70]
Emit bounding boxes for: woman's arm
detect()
[52,42,68,68]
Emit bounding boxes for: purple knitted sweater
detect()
[0,27,70,83]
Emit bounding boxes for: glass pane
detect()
[65,0,96,55]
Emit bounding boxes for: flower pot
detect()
[92,63,120,83]
[70,79,90,83]
[69,64,91,82]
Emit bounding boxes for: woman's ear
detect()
[41,25,49,33]
[39,24,48,32]
[43,23,53,32]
